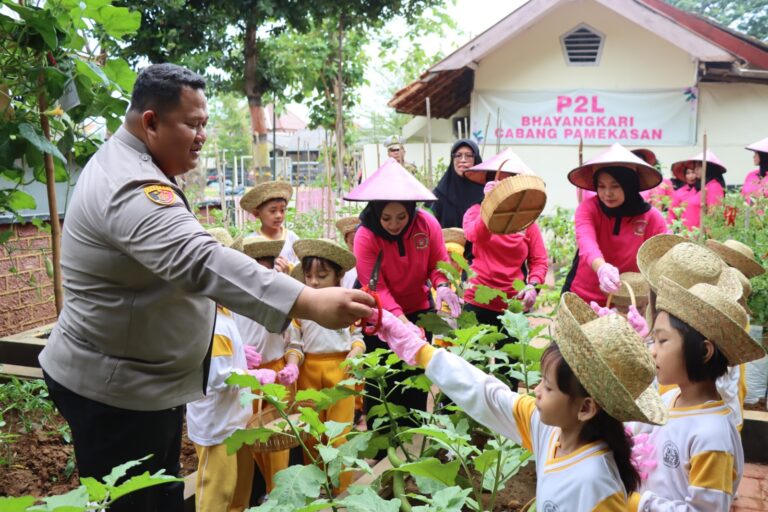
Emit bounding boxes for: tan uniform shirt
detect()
[39,127,304,411]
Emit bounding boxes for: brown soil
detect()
[0,410,198,499]
[744,398,766,412]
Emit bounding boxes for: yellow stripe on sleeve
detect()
[415,344,437,368]
[512,395,537,452]
[627,492,641,511]
[689,451,735,494]
[592,491,627,511]
[211,334,233,357]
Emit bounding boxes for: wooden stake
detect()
[481,113,491,159]
[426,97,433,188]
[699,132,708,241]
[496,107,501,153]
[577,138,584,204]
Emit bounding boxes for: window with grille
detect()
[560,24,604,65]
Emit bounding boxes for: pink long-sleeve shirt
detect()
[354,209,450,318]
[668,180,724,230]
[742,169,768,202]
[570,196,667,306]
[463,204,548,312]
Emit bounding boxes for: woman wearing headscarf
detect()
[743,137,768,202]
[563,143,667,307]
[345,159,461,426]
[428,139,484,262]
[668,150,727,230]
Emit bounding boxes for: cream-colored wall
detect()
[475,0,696,90]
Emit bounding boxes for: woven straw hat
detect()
[705,239,765,278]
[568,143,662,192]
[442,227,466,247]
[636,235,741,299]
[556,293,668,425]
[336,216,361,237]
[728,267,753,315]
[242,237,285,260]
[231,235,244,253]
[671,150,727,182]
[746,136,768,154]
[606,272,649,308]
[344,158,436,202]
[656,277,765,365]
[240,181,293,214]
[206,227,234,248]
[293,238,356,273]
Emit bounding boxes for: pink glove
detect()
[627,305,650,338]
[435,285,462,317]
[277,363,299,385]
[376,310,427,365]
[247,368,277,385]
[483,180,499,196]
[596,263,621,294]
[243,345,262,369]
[589,301,617,317]
[515,284,537,312]
[627,428,657,481]
[369,309,423,339]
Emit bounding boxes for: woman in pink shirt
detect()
[345,158,460,428]
[668,150,726,230]
[564,143,666,307]
[743,137,768,203]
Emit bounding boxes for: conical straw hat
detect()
[293,238,356,273]
[556,293,668,425]
[335,216,361,237]
[242,237,285,260]
[568,143,662,192]
[746,136,768,154]
[656,277,765,365]
[631,148,658,167]
[240,181,293,214]
[705,239,765,278]
[442,227,466,247]
[671,149,727,182]
[464,148,535,183]
[344,158,436,202]
[206,227,234,248]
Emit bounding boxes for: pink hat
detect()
[671,149,727,182]
[746,136,768,154]
[464,148,535,184]
[568,143,662,192]
[344,158,437,202]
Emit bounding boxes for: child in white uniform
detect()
[336,216,360,289]
[374,292,668,511]
[240,181,299,270]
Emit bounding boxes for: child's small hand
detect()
[589,301,617,317]
[274,256,291,274]
[277,363,299,385]
[243,345,262,369]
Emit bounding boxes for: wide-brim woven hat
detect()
[344,158,436,202]
[656,277,765,365]
[568,143,662,192]
[727,267,753,315]
[670,149,727,182]
[240,181,293,213]
[231,234,244,253]
[556,293,668,425]
[336,216,361,236]
[206,227,234,248]
[464,148,535,184]
[746,136,768,154]
[637,235,741,299]
[606,272,649,308]
[293,238,356,273]
[705,239,765,278]
[481,174,547,234]
[242,237,285,260]
[442,227,466,247]
[631,148,658,167]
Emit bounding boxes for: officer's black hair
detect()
[667,313,728,382]
[128,63,206,115]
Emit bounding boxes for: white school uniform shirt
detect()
[233,312,287,363]
[716,365,743,431]
[425,348,628,511]
[630,389,743,511]
[341,267,358,289]
[286,320,363,358]
[186,308,252,446]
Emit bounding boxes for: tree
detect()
[667,0,768,41]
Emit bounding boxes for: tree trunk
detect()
[244,17,268,183]
[333,16,345,193]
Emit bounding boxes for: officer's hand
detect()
[290,286,375,330]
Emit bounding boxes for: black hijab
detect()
[359,201,417,257]
[593,167,652,235]
[431,139,484,228]
[686,166,726,192]
[758,152,768,178]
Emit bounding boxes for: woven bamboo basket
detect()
[480,174,547,234]
[606,281,636,311]
[248,399,302,454]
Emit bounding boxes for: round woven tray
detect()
[480,175,547,234]
[247,409,302,453]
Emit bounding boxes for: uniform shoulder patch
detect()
[144,184,177,206]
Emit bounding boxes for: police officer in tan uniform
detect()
[385,135,417,173]
[38,64,373,512]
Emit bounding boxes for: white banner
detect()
[471,88,698,146]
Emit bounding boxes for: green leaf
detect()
[401,374,432,393]
[472,449,499,473]
[7,190,36,211]
[223,427,279,454]
[5,4,59,50]
[428,486,473,511]
[28,485,89,510]
[338,486,401,512]
[501,343,545,361]
[416,312,453,335]
[102,455,152,487]
[296,500,334,512]
[473,284,507,305]
[392,457,460,486]
[109,472,183,501]
[80,477,107,502]
[499,310,532,340]
[0,230,14,245]
[322,420,349,441]
[93,5,141,39]
[0,496,37,512]
[317,445,339,464]
[298,406,326,436]
[33,159,69,184]
[457,310,478,329]
[413,473,448,494]
[75,59,109,87]
[18,123,67,163]
[437,260,460,281]
[450,251,470,272]
[266,464,326,508]
[43,67,69,100]
[103,59,137,93]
